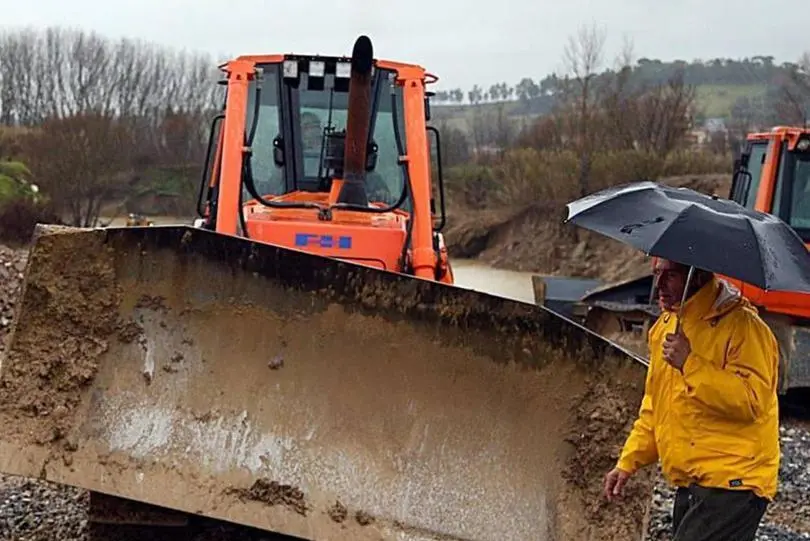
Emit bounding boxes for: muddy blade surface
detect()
[0,225,648,541]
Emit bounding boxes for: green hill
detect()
[431,82,774,135]
[695,83,768,118]
[428,55,805,133]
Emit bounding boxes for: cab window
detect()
[734,142,767,209]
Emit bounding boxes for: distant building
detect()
[687,129,708,148]
[682,117,729,151]
[704,117,728,133]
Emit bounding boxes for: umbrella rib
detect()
[647,204,690,257]
[744,215,766,291]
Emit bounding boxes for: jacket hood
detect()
[711,278,746,315]
[693,277,753,321]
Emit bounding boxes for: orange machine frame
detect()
[722,126,810,318]
[203,54,452,284]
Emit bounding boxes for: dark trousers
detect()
[672,484,768,541]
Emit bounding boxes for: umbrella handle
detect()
[675,265,695,335]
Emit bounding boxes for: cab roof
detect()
[226,54,432,81]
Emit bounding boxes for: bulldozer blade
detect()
[0,224,649,541]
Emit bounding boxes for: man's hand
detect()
[604,467,632,501]
[663,331,691,371]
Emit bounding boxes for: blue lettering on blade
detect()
[294,233,352,249]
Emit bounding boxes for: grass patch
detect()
[692,84,767,118]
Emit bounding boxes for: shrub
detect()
[445,163,499,209]
[0,197,60,244]
[444,148,732,214]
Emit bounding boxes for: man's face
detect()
[653,259,688,311]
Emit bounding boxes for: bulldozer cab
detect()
[730,127,810,223]
[725,127,810,391]
[759,131,810,235]
[198,60,403,203]
[194,46,450,279]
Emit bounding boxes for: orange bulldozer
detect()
[0,35,648,540]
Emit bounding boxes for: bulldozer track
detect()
[87,518,303,541]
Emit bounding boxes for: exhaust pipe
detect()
[337,35,373,206]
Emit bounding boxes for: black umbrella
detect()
[564,180,810,297]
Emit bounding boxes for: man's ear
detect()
[693,271,713,292]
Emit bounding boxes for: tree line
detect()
[431,52,810,107]
[439,25,754,225]
[433,32,808,165]
[0,26,222,229]
[0,24,807,241]
[727,51,810,133]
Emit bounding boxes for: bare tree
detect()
[616,34,635,70]
[633,70,697,156]
[559,23,607,199]
[600,55,697,159]
[0,27,221,126]
[0,26,224,221]
[600,37,639,151]
[23,113,136,226]
[775,52,810,126]
[728,96,757,152]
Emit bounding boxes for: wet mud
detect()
[557,372,656,540]
[0,227,123,448]
[229,479,310,516]
[0,243,28,360]
[327,500,348,523]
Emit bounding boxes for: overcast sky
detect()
[4,0,806,91]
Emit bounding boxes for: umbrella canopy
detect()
[565,180,810,294]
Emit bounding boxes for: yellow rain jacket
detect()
[616,277,780,500]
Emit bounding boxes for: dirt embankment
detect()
[445,174,731,282]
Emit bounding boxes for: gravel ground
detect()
[0,244,27,360]
[646,420,810,541]
[0,477,88,541]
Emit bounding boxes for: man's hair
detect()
[669,261,712,282]
[678,263,713,297]
[692,267,713,289]
[659,259,713,299]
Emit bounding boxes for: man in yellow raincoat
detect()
[603,258,780,541]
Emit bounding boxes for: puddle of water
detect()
[450,259,537,304]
